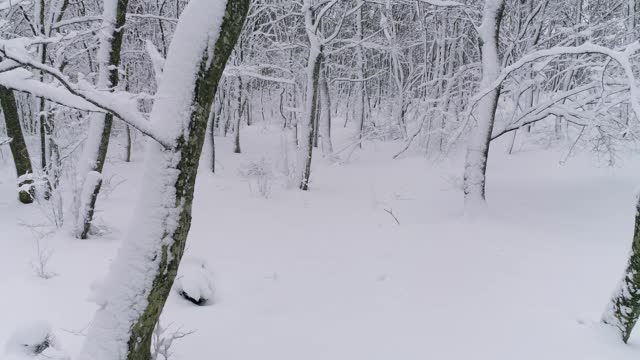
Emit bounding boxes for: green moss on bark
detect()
[124,1,250,359]
[604,199,640,343]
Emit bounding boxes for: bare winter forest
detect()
[3,0,640,359]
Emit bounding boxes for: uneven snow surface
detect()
[1,125,640,359]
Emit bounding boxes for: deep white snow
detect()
[1,123,640,359]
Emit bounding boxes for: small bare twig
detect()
[151,321,195,360]
[31,237,57,279]
[383,208,400,225]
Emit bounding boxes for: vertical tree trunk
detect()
[319,69,333,154]
[313,90,320,149]
[299,44,323,190]
[381,0,407,138]
[0,86,35,203]
[603,197,640,343]
[210,103,217,173]
[355,3,365,148]
[36,0,49,198]
[462,0,505,209]
[76,0,130,239]
[234,77,242,154]
[125,125,132,162]
[77,1,249,360]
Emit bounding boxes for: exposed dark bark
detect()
[124,1,249,358]
[210,103,219,173]
[319,69,333,154]
[79,0,130,239]
[603,197,640,343]
[125,125,132,162]
[462,0,505,207]
[234,77,242,154]
[0,86,35,203]
[300,51,323,191]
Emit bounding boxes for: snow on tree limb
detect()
[417,0,464,6]
[0,42,171,148]
[451,42,640,147]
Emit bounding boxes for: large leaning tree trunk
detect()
[76,1,249,359]
[0,86,35,203]
[603,198,640,343]
[462,0,505,210]
[75,0,130,239]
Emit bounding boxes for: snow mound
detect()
[175,258,214,305]
[4,321,68,359]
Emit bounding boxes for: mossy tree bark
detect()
[126,3,249,358]
[76,1,250,359]
[603,197,640,343]
[77,0,129,239]
[0,86,35,203]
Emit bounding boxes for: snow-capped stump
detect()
[175,258,214,305]
[4,321,68,359]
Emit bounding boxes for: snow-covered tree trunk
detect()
[35,0,68,201]
[462,0,505,209]
[355,3,365,148]
[234,76,242,154]
[298,46,322,190]
[319,69,333,154]
[298,2,324,191]
[603,197,640,343]
[0,86,35,204]
[76,1,249,359]
[75,0,129,239]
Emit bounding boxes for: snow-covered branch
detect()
[0,42,172,148]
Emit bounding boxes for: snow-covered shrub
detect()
[238,157,273,198]
[30,237,56,279]
[175,258,214,305]
[4,322,68,359]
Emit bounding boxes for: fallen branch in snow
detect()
[383,208,400,225]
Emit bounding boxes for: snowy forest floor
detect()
[2,123,640,359]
